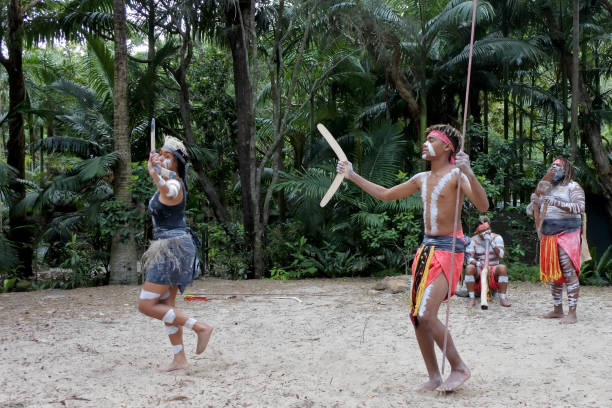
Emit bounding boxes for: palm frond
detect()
[37,136,102,159]
[0,234,19,274]
[443,37,547,70]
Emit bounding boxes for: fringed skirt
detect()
[141,230,198,293]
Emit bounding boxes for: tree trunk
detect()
[1,0,33,277]
[172,16,228,224]
[570,0,580,160]
[225,0,258,277]
[544,4,612,226]
[483,90,488,154]
[109,0,138,284]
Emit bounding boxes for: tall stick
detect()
[441,0,478,375]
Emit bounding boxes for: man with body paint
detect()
[337,124,489,392]
[464,216,511,308]
[527,158,585,324]
[137,136,213,371]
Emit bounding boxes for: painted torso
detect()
[466,233,504,265]
[541,181,584,221]
[411,168,469,236]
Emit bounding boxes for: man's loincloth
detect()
[540,229,581,283]
[473,263,501,292]
[410,231,465,327]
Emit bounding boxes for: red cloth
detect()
[428,129,456,164]
[411,230,465,300]
[474,222,490,234]
[556,229,582,282]
[474,265,500,292]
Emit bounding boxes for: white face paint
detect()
[162,158,172,169]
[425,141,436,157]
[428,168,459,234]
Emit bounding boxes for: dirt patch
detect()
[1,278,611,407]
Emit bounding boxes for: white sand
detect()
[1,278,611,407]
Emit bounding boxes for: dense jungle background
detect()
[1,0,611,291]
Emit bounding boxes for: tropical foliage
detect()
[1,0,611,288]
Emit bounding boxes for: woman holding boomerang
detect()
[336,124,488,392]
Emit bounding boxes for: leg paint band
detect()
[469,292,475,298]
[162,309,176,324]
[184,318,196,330]
[498,276,509,283]
[166,325,179,335]
[140,290,161,300]
[464,275,476,282]
[499,293,507,299]
[172,344,183,354]
[160,290,171,300]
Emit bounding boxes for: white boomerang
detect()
[317,123,347,207]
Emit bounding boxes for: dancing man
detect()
[337,124,489,392]
[138,136,213,371]
[528,158,585,324]
[465,216,511,307]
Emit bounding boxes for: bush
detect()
[507,262,540,282]
[579,245,612,286]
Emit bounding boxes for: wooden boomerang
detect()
[317,123,348,207]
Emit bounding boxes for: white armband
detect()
[165,179,181,198]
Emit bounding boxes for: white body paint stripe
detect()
[429,168,459,234]
[166,325,179,335]
[172,344,183,354]
[418,284,434,317]
[162,309,176,324]
[184,318,196,330]
[140,290,161,300]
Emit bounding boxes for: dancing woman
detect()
[137,136,213,371]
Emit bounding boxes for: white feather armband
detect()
[165,179,181,198]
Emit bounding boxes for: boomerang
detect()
[317,123,347,207]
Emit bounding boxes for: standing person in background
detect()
[528,158,586,324]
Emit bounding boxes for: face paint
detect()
[162,158,172,169]
[550,160,565,183]
[551,168,565,183]
[425,141,436,157]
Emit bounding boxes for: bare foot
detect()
[467,298,476,308]
[195,323,214,354]
[436,364,471,392]
[542,311,564,319]
[409,377,442,392]
[559,313,577,324]
[499,297,511,307]
[158,358,188,372]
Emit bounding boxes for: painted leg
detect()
[414,274,470,392]
[559,248,579,324]
[542,282,564,318]
[495,265,511,307]
[464,265,477,308]
[158,287,188,372]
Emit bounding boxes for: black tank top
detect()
[148,179,187,236]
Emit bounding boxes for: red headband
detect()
[428,130,456,164]
[475,222,490,234]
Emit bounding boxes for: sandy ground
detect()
[1,278,611,408]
